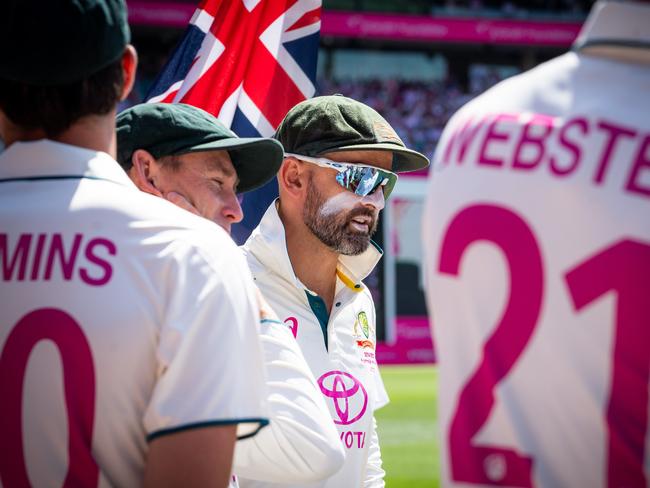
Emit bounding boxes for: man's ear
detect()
[119,45,138,102]
[0,108,45,147]
[277,157,307,200]
[129,149,163,197]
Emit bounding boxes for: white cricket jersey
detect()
[0,140,269,487]
[232,317,345,485]
[241,202,389,488]
[423,3,650,487]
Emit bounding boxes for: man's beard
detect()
[303,182,378,256]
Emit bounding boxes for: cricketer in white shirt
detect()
[240,95,429,488]
[0,140,269,487]
[423,1,650,486]
[243,201,389,488]
[115,102,345,487]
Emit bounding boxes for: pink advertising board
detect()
[126,2,581,47]
[128,1,194,27]
[376,316,436,365]
[321,11,581,46]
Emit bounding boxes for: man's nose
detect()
[360,188,385,211]
[223,192,244,224]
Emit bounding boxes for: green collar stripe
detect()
[305,292,329,350]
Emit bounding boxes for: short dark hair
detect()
[0,58,124,138]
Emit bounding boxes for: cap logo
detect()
[372,121,401,144]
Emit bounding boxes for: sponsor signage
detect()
[322,11,581,46]
[126,2,581,47]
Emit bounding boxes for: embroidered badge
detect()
[358,311,369,338]
[372,120,402,144]
[354,311,375,350]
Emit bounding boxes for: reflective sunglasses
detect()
[286,153,398,199]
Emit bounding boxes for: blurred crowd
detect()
[433,0,593,17]
[317,68,507,159]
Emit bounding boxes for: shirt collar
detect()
[0,139,135,188]
[573,1,650,64]
[244,199,383,293]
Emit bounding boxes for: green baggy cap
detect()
[0,0,130,85]
[275,95,429,173]
[116,103,284,193]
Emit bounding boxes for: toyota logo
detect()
[318,371,368,425]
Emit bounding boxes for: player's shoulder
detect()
[455,52,578,120]
[240,241,279,286]
[240,244,264,275]
[117,189,243,267]
[359,284,375,305]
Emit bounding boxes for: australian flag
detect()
[147,0,321,243]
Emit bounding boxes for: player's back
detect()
[0,140,258,487]
[423,48,650,487]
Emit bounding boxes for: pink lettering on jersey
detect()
[626,134,650,198]
[44,234,83,281]
[0,233,116,286]
[593,121,637,185]
[339,430,366,449]
[284,316,299,338]
[440,204,539,486]
[566,240,650,487]
[30,234,48,281]
[318,371,368,426]
[478,113,518,167]
[0,308,99,486]
[443,115,490,165]
[549,117,588,176]
[513,114,555,170]
[80,238,117,286]
[0,234,31,281]
[441,112,650,200]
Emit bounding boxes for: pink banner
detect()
[127,1,194,27]
[376,316,436,365]
[322,11,581,46]
[126,2,581,47]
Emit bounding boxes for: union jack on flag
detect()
[147,0,321,241]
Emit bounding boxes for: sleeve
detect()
[143,237,269,441]
[234,314,345,483]
[363,417,386,487]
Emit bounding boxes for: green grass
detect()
[376,365,440,488]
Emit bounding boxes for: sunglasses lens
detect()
[382,175,396,199]
[335,166,395,198]
[355,168,381,196]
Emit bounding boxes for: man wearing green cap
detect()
[242,95,430,488]
[116,102,345,486]
[0,2,269,487]
[116,102,285,234]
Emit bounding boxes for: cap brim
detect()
[180,138,284,193]
[317,143,430,173]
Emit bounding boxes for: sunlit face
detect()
[154,150,242,234]
[303,150,392,255]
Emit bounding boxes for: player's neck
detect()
[1,110,118,159]
[283,213,339,313]
[54,111,119,158]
